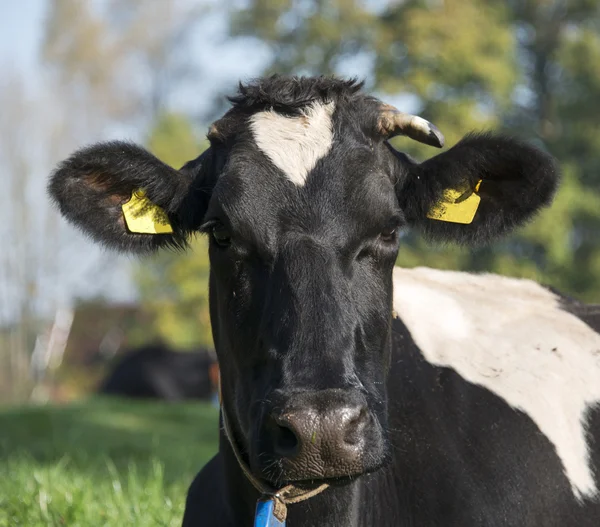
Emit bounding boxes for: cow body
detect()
[48,76,599,526]
[183,267,600,526]
[99,344,217,401]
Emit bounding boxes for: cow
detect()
[48,76,600,526]
[98,343,218,402]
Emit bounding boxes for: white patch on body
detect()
[392,266,600,500]
[249,101,335,186]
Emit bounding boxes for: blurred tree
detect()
[228,0,600,301]
[43,0,209,127]
[374,0,520,280]
[38,0,216,363]
[376,0,517,149]
[502,0,600,300]
[0,0,218,403]
[43,0,125,125]
[0,73,84,402]
[147,113,202,168]
[231,0,377,77]
[0,77,40,401]
[128,113,213,350]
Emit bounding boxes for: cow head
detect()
[49,76,559,487]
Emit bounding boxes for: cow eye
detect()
[379,227,398,243]
[211,224,231,248]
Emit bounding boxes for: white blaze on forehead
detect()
[249,101,335,186]
[392,266,600,501]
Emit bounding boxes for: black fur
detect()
[48,141,211,253]
[396,133,560,245]
[183,317,600,527]
[227,74,365,114]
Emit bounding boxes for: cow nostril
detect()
[344,407,369,445]
[274,423,300,457]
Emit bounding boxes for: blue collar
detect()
[254,498,286,527]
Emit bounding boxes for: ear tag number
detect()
[254,498,286,527]
[122,189,173,234]
[426,180,482,224]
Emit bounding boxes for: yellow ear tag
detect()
[121,190,173,234]
[426,180,483,225]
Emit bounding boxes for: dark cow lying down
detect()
[48,76,600,526]
[98,344,218,401]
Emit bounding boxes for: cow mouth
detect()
[259,457,388,489]
[276,474,366,488]
[255,432,390,488]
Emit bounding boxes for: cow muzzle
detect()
[256,389,385,483]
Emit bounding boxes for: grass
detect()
[0,398,219,526]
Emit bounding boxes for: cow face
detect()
[49,76,559,487]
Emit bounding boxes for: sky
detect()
[0,1,46,80]
[0,0,272,113]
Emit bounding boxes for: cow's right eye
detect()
[211,225,231,248]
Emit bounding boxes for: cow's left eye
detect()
[379,227,397,243]
[211,225,231,248]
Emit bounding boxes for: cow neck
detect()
[220,403,330,523]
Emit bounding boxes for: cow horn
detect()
[378,105,444,148]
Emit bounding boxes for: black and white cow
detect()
[48,76,600,526]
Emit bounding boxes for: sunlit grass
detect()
[0,398,219,526]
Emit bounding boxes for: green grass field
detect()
[0,398,219,526]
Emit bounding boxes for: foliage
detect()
[147,112,203,169]
[129,113,214,349]
[132,237,213,349]
[232,0,378,76]
[43,0,209,123]
[0,399,218,526]
[375,0,516,157]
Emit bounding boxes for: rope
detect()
[220,404,329,522]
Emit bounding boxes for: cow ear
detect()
[395,133,560,246]
[48,141,213,253]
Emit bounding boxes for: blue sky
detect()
[0,1,45,78]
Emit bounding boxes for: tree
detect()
[129,113,213,350]
[36,0,217,363]
[503,0,600,300]
[231,0,377,77]
[43,0,211,127]
[0,0,218,402]
[0,73,79,401]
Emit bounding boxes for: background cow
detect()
[48,76,600,526]
[98,343,218,402]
